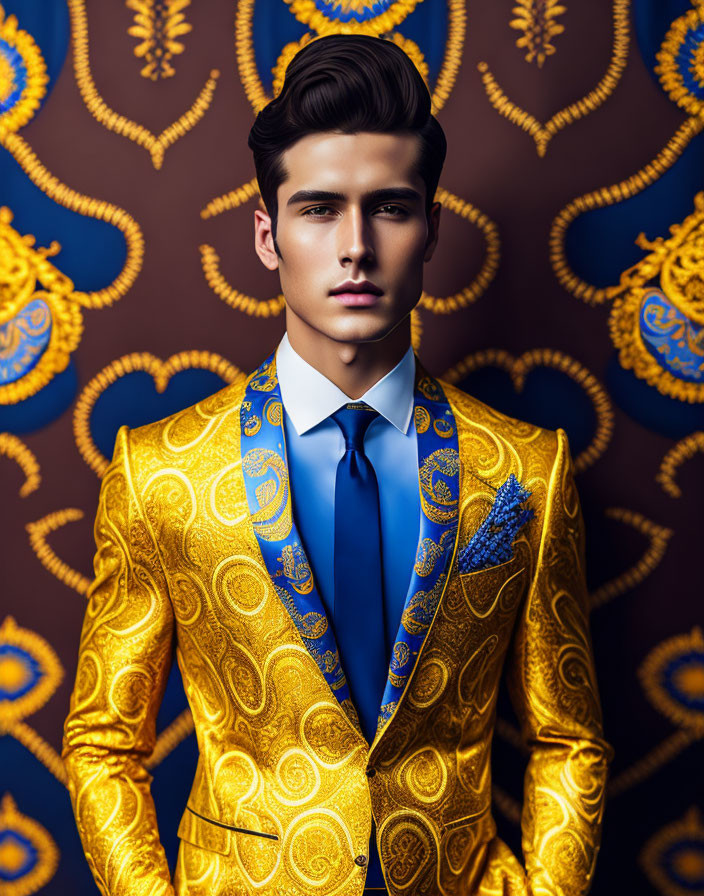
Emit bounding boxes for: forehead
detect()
[278,131,424,198]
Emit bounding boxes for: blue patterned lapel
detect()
[240,350,358,729]
[372,361,460,744]
[240,348,462,743]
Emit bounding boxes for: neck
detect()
[285,316,413,399]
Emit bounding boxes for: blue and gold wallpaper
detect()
[1,0,703,893]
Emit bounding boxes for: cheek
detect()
[382,226,428,269]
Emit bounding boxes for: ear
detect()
[254,207,279,271]
[423,201,441,263]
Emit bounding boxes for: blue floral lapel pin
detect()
[457,474,534,573]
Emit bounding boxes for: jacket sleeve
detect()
[62,424,176,896]
[505,427,613,896]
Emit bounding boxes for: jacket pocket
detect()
[177,806,280,856]
[457,553,526,617]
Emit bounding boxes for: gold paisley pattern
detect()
[62,367,610,896]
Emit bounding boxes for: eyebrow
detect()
[286,187,423,207]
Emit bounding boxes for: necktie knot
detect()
[331,402,380,452]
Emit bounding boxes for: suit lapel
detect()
[371,359,460,745]
[239,349,362,731]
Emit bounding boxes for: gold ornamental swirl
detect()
[657,432,704,497]
[0,433,40,496]
[550,126,704,303]
[68,0,218,169]
[480,0,630,155]
[26,508,91,596]
[418,447,460,524]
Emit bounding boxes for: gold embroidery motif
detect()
[0,794,59,896]
[0,140,145,308]
[0,5,48,133]
[68,0,218,169]
[480,0,630,155]
[657,433,704,498]
[0,433,40,496]
[510,0,566,67]
[126,0,193,80]
[640,807,704,896]
[0,616,63,725]
[639,627,704,730]
[0,208,83,404]
[551,0,704,302]
[417,187,500,314]
[26,509,91,596]
[607,193,704,401]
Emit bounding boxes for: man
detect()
[63,34,612,896]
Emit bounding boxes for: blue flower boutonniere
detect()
[457,474,534,574]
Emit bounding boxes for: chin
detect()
[328,319,398,344]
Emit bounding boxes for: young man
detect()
[63,34,612,896]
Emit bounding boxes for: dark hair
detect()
[248,34,446,246]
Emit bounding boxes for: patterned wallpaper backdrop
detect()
[1,0,703,893]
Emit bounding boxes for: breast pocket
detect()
[457,553,527,620]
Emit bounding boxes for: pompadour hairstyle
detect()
[248,34,447,243]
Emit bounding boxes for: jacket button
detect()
[366,767,376,777]
[355,855,368,867]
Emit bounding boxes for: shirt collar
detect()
[276,331,416,436]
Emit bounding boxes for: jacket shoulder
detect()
[119,370,250,467]
[439,376,560,463]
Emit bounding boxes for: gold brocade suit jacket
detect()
[62,350,612,896]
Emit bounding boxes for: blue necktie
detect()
[331,402,389,893]
[331,402,388,745]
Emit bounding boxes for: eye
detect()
[302,206,334,217]
[376,205,408,217]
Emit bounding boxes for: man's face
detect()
[254,130,440,345]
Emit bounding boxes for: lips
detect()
[330,280,383,296]
[330,280,383,307]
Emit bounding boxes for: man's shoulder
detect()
[124,369,250,462]
[439,375,560,464]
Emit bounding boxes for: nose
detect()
[338,206,375,267]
